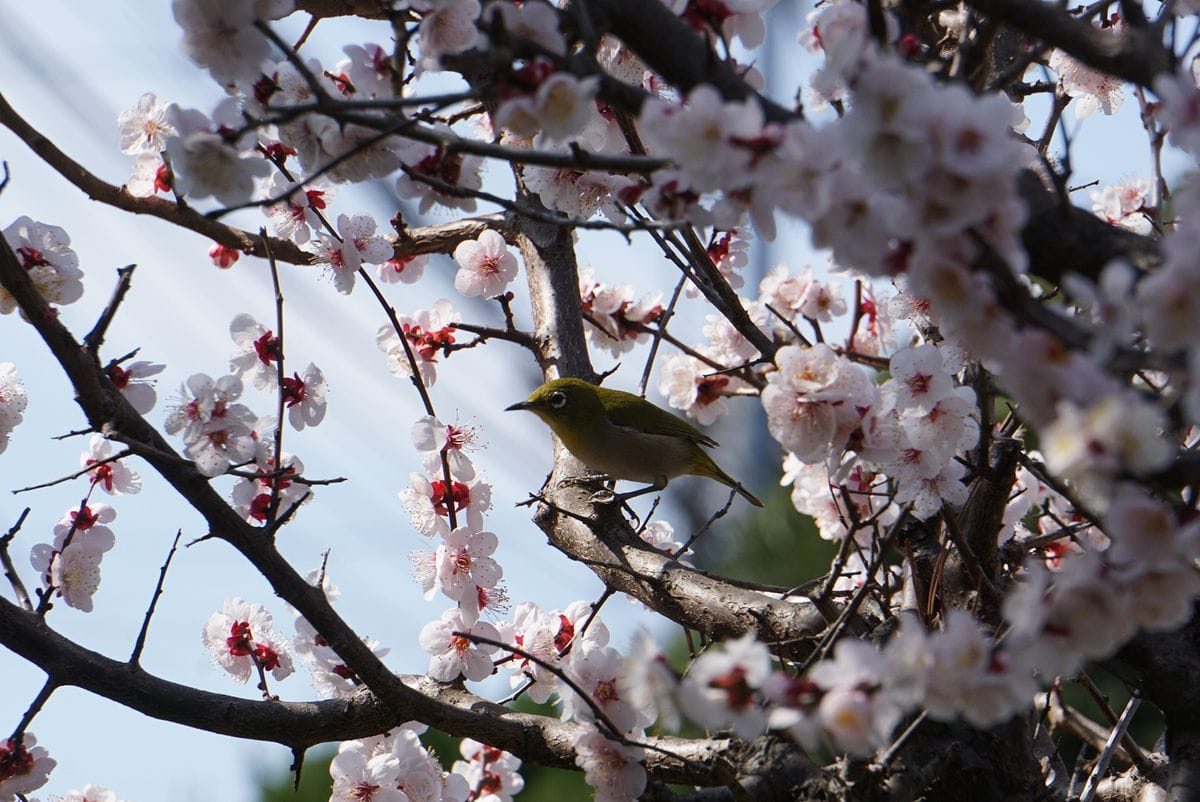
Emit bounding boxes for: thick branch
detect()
[963,0,1174,89]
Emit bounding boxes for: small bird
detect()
[506,377,763,507]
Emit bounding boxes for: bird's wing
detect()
[603,390,720,448]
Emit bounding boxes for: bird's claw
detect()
[587,488,618,505]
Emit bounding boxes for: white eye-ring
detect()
[548,391,567,409]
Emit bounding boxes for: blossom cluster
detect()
[1,217,84,315]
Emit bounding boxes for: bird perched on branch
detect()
[506,377,763,507]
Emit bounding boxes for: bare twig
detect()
[129,530,182,666]
[0,508,33,610]
[83,265,137,353]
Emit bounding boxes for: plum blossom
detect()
[164,101,271,205]
[678,631,771,738]
[452,229,519,298]
[495,72,600,140]
[0,362,28,455]
[579,267,663,358]
[305,213,392,294]
[164,373,258,476]
[399,472,491,537]
[30,542,103,611]
[377,253,428,284]
[493,602,562,703]
[758,264,846,325]
[573,728,646,802]
[419,607,499,681]
[117,92,175,154]
[1090,177,1153,234]
[761,343,877,463]
[293,615,389,699]
[524,161,634,222]
[30,516,113,617]
[81,434,141,495]
[809,638,903,756]
[1042,392,1173,505]
[335,43,399,99]
[330,739,409,802]
[623,629,682,732]
[412,415,478,481]
[264,175,332,245]
[1049,24,1125,119]
[637,519,689,560]
[172,0,294,86]
[1,216,84,314]
[0,733,55,800]
[670,0,781,49]
[377,299,460,387]
[209,243,241,268]
[125,152,171,197]
[57,785,130,802]
[202,597,294,683]
[106,360,165,414]
[230,452,310,524]
[451,740,524,802]
[413,0,481,72]
[1154,70,1200,158]
[396,134,484,214]
[229,313,281,390]
[883,343,955,415]
[561,643,646,734]
[658,353,738,426]
[432,527,502,621]
[280,363,328,430]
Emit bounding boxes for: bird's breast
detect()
[557,421,695,483]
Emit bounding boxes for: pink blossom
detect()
[117,92,175,154]
[202,597,295,683]
[0,362,27,455]
[412,415,478,481]
[452,229,519,298]
[573,728,645,802]
[106,360,165,414]
[305,213,392,295]
[1,216,84,314]
[0,733,55,799]
[81,434,141,495]
[677,631,771,738]
[419,607,499,681]
[377,253,428,284]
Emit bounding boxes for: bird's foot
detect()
[586,487,618,505]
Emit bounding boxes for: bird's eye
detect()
[548,391,567,410]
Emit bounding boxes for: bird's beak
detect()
[505,400,533,412]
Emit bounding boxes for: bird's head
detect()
[505,377,605,435]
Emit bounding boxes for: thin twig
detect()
[129,530,182,666]
[264,231,288,528]
[83,265,136,353]
[8,678,57,743]
[0,508,33,610]
[1079,692,1141,802]
[12,448,134,494]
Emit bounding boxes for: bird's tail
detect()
[734,482,764,507]
[696,452,764,507]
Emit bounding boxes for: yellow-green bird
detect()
[506,377,763,507]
